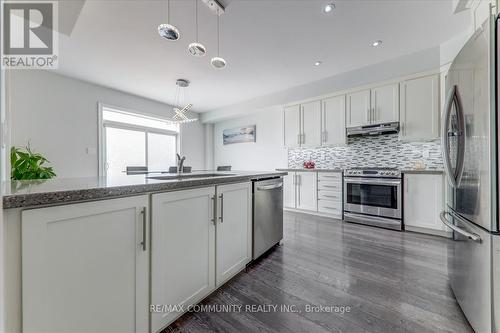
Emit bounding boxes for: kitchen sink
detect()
[147,173,235,181]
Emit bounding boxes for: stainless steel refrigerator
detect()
[440,9,499,333]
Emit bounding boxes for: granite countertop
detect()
[276,168,444,174]
[2,170,287,209]
[400,169,444,174]
[276,168,343,173]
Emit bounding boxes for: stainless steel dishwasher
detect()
[252,177,283,260]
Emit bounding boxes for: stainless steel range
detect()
[343,167,402,230]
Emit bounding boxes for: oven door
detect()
[344,177,402,219]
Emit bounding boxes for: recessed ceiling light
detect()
[324,3,335,13]
[314,61,323,66]
[372,40,383,47]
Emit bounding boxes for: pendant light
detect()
[169,79,198,124]
[211,12,226,69]
[188,0,207,57]
[158,0,180,41]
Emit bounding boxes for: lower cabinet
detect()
[151,183,251,332]
[21,196,150,333]
[296,172,318,211]
[151,187,216,332]
[404,173,448,235]
[283,171,318,211]
[317,172,343,218]
[216,182,252,287]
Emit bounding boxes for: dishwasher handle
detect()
[256,182,283,191]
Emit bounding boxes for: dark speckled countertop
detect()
[276,168,443,175]
[2,171,287,209]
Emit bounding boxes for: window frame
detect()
[98,103,180,177]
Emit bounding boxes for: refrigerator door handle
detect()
[439,211,481,242]
[441,85,466,188]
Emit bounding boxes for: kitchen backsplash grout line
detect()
[288,134,443,170]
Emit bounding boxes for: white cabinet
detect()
[400,74,440,141]
[215,182,252,287]
[347,84,399,128]
[301,101,322,147]
[284,172,317,211]
[283,102,321,148]
[151,187,216,332]
[346,89,371,127]
[283,173,296,208]
[296,172,318,211]
[404,174,448,234]
[321,95,346,146]
[21,196,150,333]
[284,104,301,147]
[317,172,343,218]
[371,83,399,124]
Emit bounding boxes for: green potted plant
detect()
[10,144,56,180]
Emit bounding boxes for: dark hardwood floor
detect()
[163,211,473,333]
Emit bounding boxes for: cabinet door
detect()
[301,100,321,147]
[404,174,445,231]
[283,173,296,208]
[322,95,346,146]
[346,89,371,127]
[283,105,301,147]
[400,75,439,141]
[216,182,252,287]
[371,83,399,124]
[22,196,149,333]
[296,172,318,211]
[151,187,216,332]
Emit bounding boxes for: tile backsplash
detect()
[288,134,443,170]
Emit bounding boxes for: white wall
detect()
[213,106,287,171]
[203,47,442,123]
[6,70,205,178]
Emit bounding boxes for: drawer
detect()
[318,201,342,216]
[318,173,342,181]
[318,181,342,191]
[318,190,342,201]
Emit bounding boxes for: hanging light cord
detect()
[167,0,170,22]
[195,0,199,42]
[217,14,220,56]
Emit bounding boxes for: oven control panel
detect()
[344,169,401,178]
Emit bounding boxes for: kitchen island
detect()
[2,170,285,333]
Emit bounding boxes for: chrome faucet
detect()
[176,154,186,173]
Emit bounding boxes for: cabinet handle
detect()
[219,194,224,223]
[297,134,300,145]
[366,109,370,123]
[211,195,216,225]
[140,207,147,251]
[302,133,305,144]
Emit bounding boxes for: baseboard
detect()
[405,225,452,238]
[284,208,452,238]
[284,207,342,220]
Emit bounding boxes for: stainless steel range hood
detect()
[346,122,399,137]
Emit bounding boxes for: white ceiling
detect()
[56,0,470,112]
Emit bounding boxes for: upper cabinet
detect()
[283,101,322,148]
[399,74,440,141]
[346,89,371,127]
[322,95,346,146]
[371,83,399,124]
[346,84,399,128]
[301,101,322,148]
[283,105,301,148]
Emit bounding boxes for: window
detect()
[99,105,179,179]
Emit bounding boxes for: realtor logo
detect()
[1,1,58,68]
